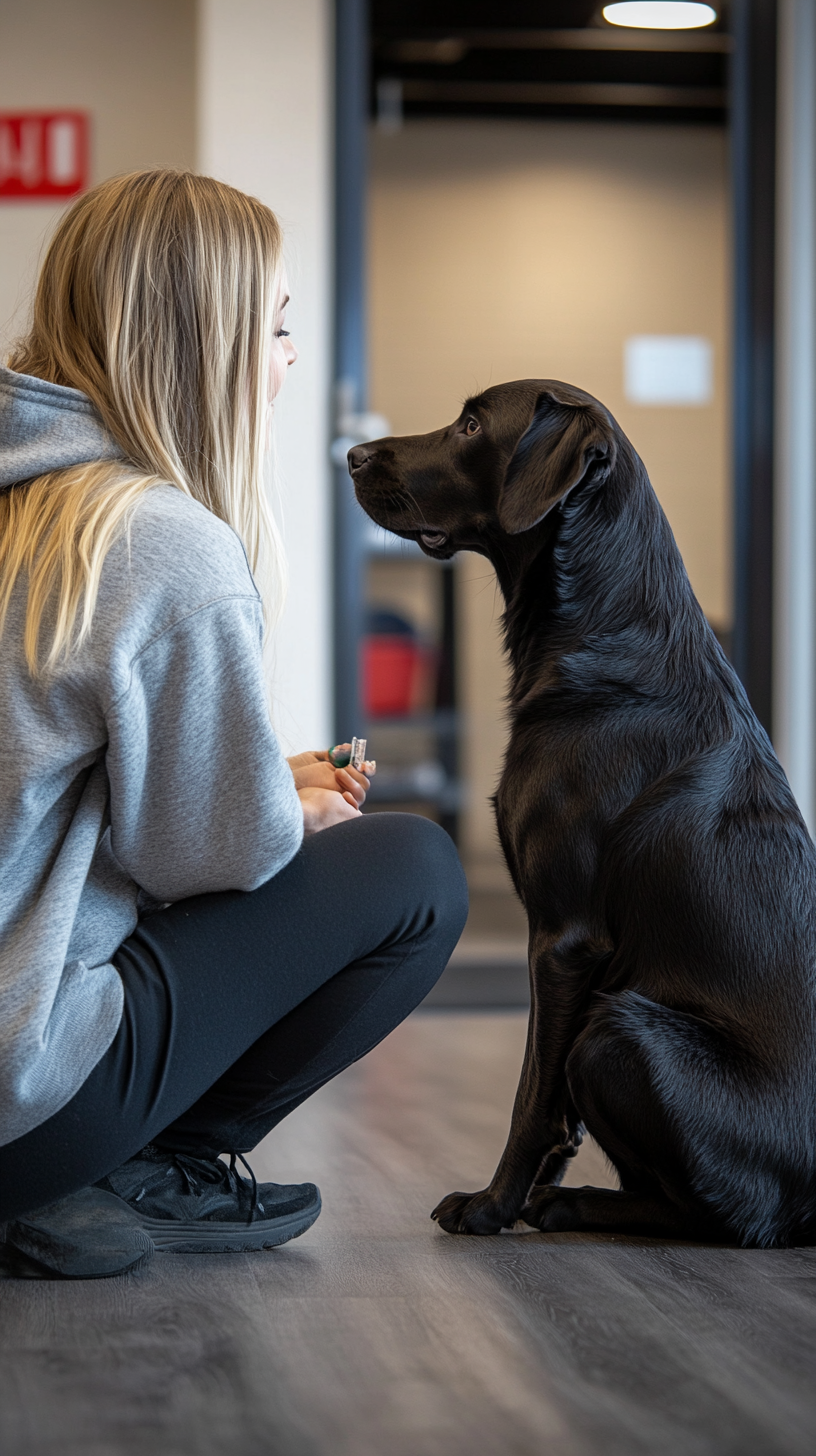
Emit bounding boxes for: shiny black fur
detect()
[350,380,816,1248]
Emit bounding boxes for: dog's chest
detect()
[493,721,607,912]
[494,735,560,868]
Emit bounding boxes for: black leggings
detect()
[0,814,468,1222]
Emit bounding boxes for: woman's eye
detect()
[276,329,290,339]
[465,417,480,436]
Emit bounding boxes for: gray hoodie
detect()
[0,366,304,1147]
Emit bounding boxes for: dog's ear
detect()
[497,390,615,535]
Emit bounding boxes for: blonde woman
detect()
[0,171,467,1278]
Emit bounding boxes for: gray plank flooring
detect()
[1,1011,815,1456]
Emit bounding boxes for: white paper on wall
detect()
[624,335,713,405]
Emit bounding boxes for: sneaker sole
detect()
[0,1241,154,1280]
[136,1190,322,1253]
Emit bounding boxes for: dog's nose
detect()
[348,444,374,473]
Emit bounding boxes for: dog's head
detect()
[349,380,618,563]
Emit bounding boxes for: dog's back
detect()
[496,415,816,1245]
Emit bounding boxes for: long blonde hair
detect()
[2,168,288,674]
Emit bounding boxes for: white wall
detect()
[0,0,334,754]
[0,0,197,353]
[198,0,333,753]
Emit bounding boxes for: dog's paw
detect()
[430,1189,515,1236]
[522,1185,583,1233]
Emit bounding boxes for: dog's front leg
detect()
[432,941,592,1235]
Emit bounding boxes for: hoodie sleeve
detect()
[103,595,304,902]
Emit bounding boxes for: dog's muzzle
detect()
[348,444,374,474]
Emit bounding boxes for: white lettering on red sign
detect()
[0,113,88,199]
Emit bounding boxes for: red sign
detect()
[0,112,88,200]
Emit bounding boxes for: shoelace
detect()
[134,1148,264,1224]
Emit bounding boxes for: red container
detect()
[363,636,421,717]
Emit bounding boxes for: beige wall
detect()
[0,0,197,352]
[368,119,731,877]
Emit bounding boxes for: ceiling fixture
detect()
[602,2,717,28]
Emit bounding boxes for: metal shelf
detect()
[366,768,462,813]
[366,708,458,735]
[363,560,461,841]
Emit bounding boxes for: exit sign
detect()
[0,112,88,200]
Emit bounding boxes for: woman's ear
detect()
[497,390,615,535]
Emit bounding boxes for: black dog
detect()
[350,380,816,1248]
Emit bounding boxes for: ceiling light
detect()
[602,2,717,28]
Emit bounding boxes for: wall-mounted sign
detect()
[0,112,88,200]
[624,335,714,406]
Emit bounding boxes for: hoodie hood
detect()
[0,365,124,488]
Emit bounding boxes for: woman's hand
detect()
[287,749,374,809]
[286,749,330,773]
[297,786,361,835]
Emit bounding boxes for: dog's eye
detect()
[464,417,481,436]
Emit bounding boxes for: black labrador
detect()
[349,380,816,1249]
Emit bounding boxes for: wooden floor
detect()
[2,1011,815,1456]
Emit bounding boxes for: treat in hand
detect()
[328,738,374,772]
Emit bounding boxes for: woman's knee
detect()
[359,812,469,939]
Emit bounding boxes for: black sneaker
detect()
[4,1186,154,1279]
[97,1146,321,1253]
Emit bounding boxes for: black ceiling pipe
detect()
[731,0,777,734]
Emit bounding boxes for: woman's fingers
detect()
[292,762,340,792]
[335,767,370,805]
[291,758,376,804]
[298,786,362,834]
[286,750,329,772]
